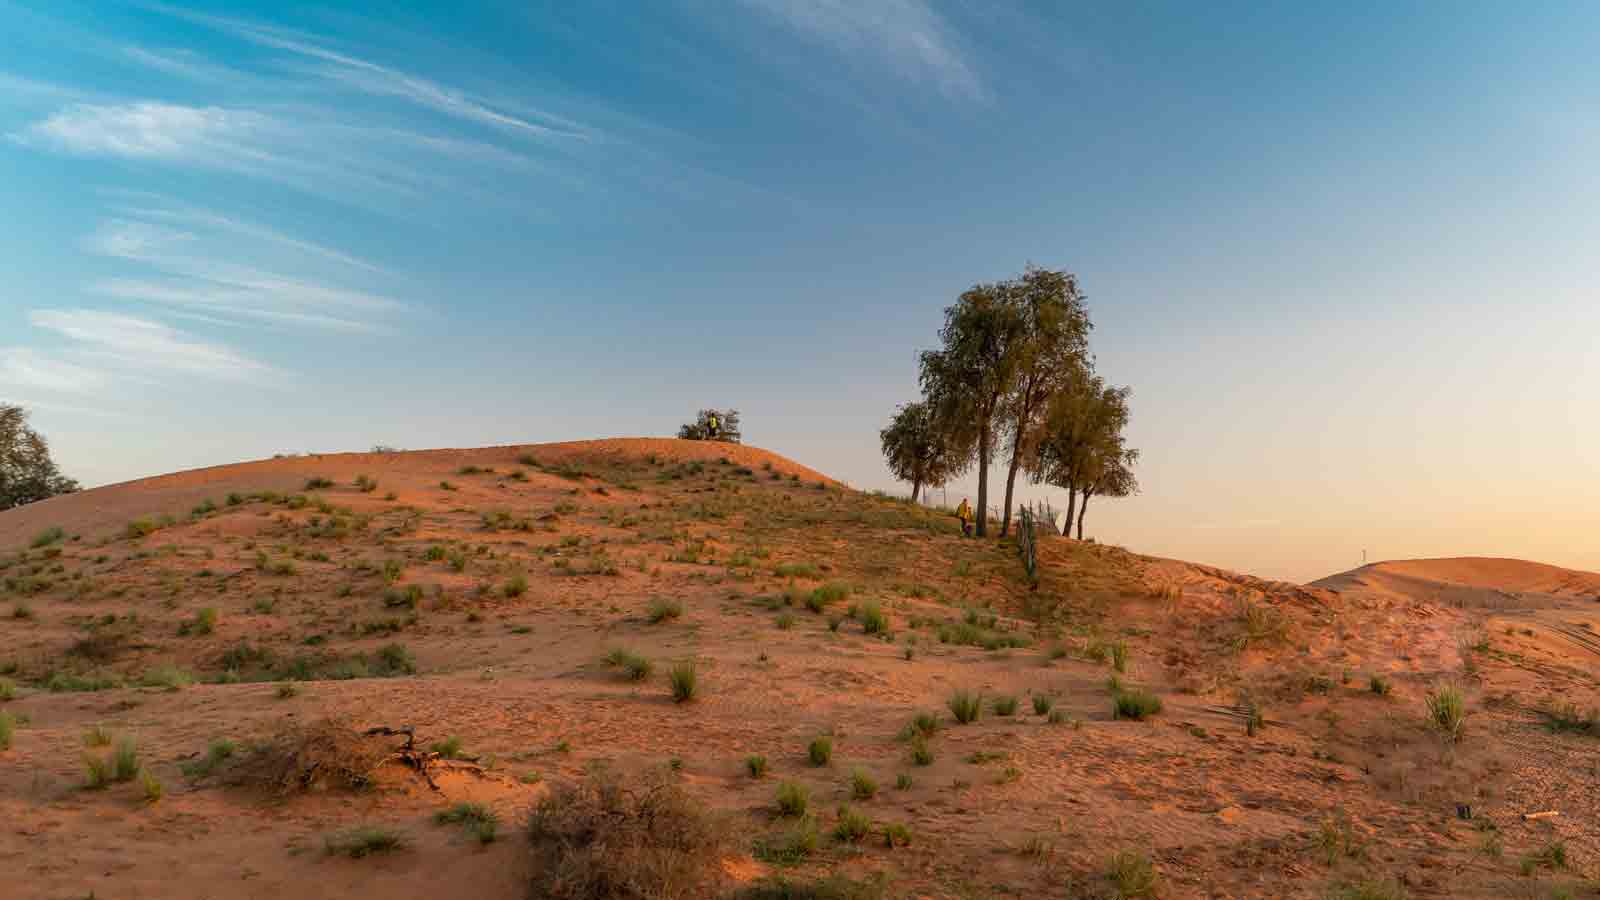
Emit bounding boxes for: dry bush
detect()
[228,717,393,794]
[526,768,729,900]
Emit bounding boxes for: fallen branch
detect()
[1522,810,1561,821]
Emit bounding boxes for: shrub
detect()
[112,736,140,782]
[947,690,982,724]
[1325,880,1409,900]
[775,612,795,630]
[895,773,913,790]
[857,601,888,635]
[807,735,833,766]
[649,597,685,623]
[903,711,940,740]
[194,607,218,636]
[181,738,238,777]
[376,643,416,675]
[0,678,14,702]
[0,711,13,751]
[669,660,698,702]
[1110,641,1129,673]
[1032,695,1054,716]
[1369,675,1392,696]
[736,874,890,900]
[1113,689,1163,721]
[527,769,727,900]
[1425,684,1465,740]
[908,736,934,766]
[504,574,529,598]
[753,815,819,865]
[435,801,499,844]
[993,695,1019,716]
[276,681,299,699]
[305,477,334,490]
[776,781,810,817]
[84,724,112,747]
[30,527,64,548]
[140,664,194,692]
[832,805,872,843]
[324,826,406,858]
[746,755,769,778]
[354,475,379,493]
[1106,850,1159,898]
[84,752,111,789]
[431,735,465,759]
[806,582,850,613]
[139,768,164,803]
[604,648,654,681]
[849,768,877,800]
[1543,702,1598,736]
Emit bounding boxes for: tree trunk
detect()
[1076,492,1092,540]
[999,446,1022,537]
[1065,486,1077,539]
[911,479,922,505]
[975,426,991,537]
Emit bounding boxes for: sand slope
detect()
[1,440,1596,899]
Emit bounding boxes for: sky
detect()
[2,1,1598,584]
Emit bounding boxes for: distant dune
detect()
[1313,556,1600,603]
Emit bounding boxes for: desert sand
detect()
[0,439,1595,899]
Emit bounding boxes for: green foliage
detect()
[1,404,80,511]
[1543,702,1598,736]
[603,647,654,681]
[1032,695,1054,716]
[992,695,1019,716]
[431,735,465,759]
[831,805,872,843]
[112,736,140,782]
[947,689,983,724]
[0,711,14,750]
[324,826,407,858]
[435,801,499,844]
[139,767,164,803]
[808,735,833,766]
[669,660,698,702]
[879,401,963,502]
[648,597,684,623]
[753,815,819,865]
[776,781,810,817]
[30,526,65,548]
[1425,684,1465,740]
[503,573,529,598]
[1106,850,1159,898]
[856,600,888,634]
[1369,675,1392,696]
[1112,689,1163,721]
[849,768,877,800]
[746,755,769,778]
[907,736,934,766]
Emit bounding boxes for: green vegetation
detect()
[746,755,769,778]
[808,735,833,766]
[849,768,877,800]
[1425,684,1465,740]
[649,597,685,623]
[947,689,983,724]
[324,826,407,858]
[1112,688,1163,721]
[434,801,499,844]
[776,781,810,817]
[603,647,654,681]
[669,660,698,702]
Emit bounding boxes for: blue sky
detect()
[3,1,1598,582]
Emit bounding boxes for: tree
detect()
[1074,446,1139,540]
[677,409,742,443]
[1027,373,1132,537]
[919,283,1027,537]
[1,403,79,511]
[879,401,967,504]
[996,267,1093,537]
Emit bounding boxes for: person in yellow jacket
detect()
[707,413,720,440]
[956,498,973,537]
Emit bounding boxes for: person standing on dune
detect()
[956,498,974,537]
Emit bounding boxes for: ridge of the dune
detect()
[1311,555,1600,599]
[0,437,837,548]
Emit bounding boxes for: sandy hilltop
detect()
[1,438,1596,899]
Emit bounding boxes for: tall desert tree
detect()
[919,283,1027,537]
[997,267,1093,537]
[1,403,79,511]
[1073,446,1139,540]
[1027,374,1132,535]
[879,400,967,504]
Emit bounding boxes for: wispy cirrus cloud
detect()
[151,6,595,143]
[82,214,402,334]
[738,0,986,102]
[0,347,107,393]
[28,309,273,381]
[22,101,278,163]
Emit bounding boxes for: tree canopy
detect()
[1,403,80,511]
[678,409,742,443]
[879,400,968,504]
